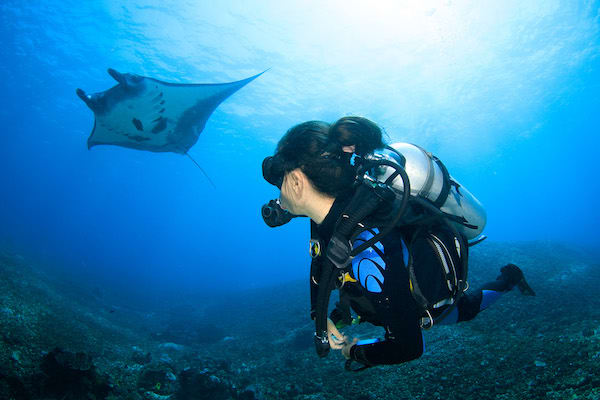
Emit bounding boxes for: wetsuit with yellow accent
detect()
[311,194,424,366]
[310,194,529,367]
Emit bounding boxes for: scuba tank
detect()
[369,142,486,240]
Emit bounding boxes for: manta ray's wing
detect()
[76,69,264,154]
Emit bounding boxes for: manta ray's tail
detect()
[186,153,217,189]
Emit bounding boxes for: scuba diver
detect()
[261,116,535,370]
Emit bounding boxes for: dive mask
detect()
[262,154,286,188]
[262,153,297,227]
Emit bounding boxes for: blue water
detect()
[1,1,598,304]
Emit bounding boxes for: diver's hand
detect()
[327,318,347,349]
[341,338,358,359]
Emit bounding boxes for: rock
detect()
[131,347,152,365]
[159,342,185,351]
[137,364,178,396]
[40,348,111,399]
[177,367,235,400]
[51,348,93,371]
[0,374,28,400]
[10,351,20,363]
[166,371,177,381]
[239,384,263,400]
[285,383,302,396]
[582,327,595,337]
[144,391,173,400]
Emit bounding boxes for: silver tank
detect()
[371,142,486,239]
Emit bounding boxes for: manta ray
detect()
[76,68,265,186]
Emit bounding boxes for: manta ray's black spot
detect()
[132,118,144,131]
[128,134,150,142]
[160,100,165,105]
[159,108,165,114]
[152,117,167,134]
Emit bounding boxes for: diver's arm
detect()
[346,289,424,366]
[348,336,423,365]
[347,321,423,365]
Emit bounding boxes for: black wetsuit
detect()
[310,194,517,367]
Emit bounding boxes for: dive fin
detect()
[516,277,536,296]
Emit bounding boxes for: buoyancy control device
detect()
[260,141,488,364]
[311,143,487,362]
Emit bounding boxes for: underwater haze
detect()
[1,1,600,398]
[1,0,597,299]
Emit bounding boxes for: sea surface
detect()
[0,1,599,399]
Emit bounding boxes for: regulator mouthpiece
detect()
[261,199,296,227]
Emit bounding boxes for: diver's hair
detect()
[328,116,386,156]
[276,121,356,197]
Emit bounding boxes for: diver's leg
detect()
[440,264,534,324]
[458,263,534,322]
